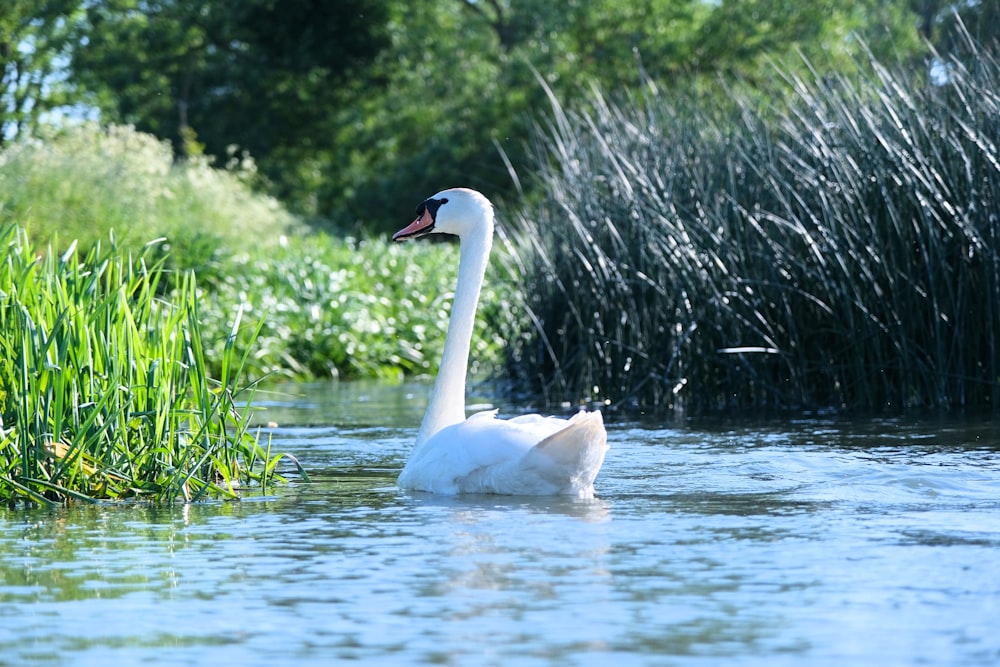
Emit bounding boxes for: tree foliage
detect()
[70,0,390,192]
[1,0,82,145]
[7,1,998,232]
[312,0,924,231]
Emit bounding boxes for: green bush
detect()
[0,123,299,275]
[506,45,1000,413]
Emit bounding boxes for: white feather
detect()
[394,188,608,497]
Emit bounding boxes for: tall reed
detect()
[504,39,1000,413]
[0,225,282,506]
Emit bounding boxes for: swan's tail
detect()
[522,410,608,498]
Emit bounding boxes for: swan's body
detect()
[393,188,608,497]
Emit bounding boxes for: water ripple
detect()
[2,392,1000,666]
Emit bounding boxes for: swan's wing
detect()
[398,411,534,492]
[458,410,608,496]
[516,410,608,496]
[454,409,559,462]
[399,410,608,496]
[527,410,606,466]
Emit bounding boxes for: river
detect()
[1,381,998,666]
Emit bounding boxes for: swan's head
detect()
[393,188,493,242]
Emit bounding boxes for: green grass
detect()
[504,40,1000,413]
[0,225,288,506]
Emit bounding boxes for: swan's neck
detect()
[415,219,493,448]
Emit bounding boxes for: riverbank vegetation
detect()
[197,233,518,382]
[0,122,514,384]
[0,123,299,275]
[1,2,1000,508]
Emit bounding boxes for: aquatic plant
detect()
[506,40,1000,413]
[0,225,284,506]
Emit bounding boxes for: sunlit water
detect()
[2,381,999,666]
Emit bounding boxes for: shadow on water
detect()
[2,380,1000,665]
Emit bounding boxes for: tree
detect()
[65,0,932,232]
[314,0,929,232]
[1,0,82,146]
[312,1,715,231]
[70,0,391,188]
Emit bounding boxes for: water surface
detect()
[2,381,999,666]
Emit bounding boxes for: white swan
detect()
[393,188,608,497]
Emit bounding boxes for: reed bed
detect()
[0,225,283,506]
[504,41,1000,413]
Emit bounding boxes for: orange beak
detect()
[393,208,436,242]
